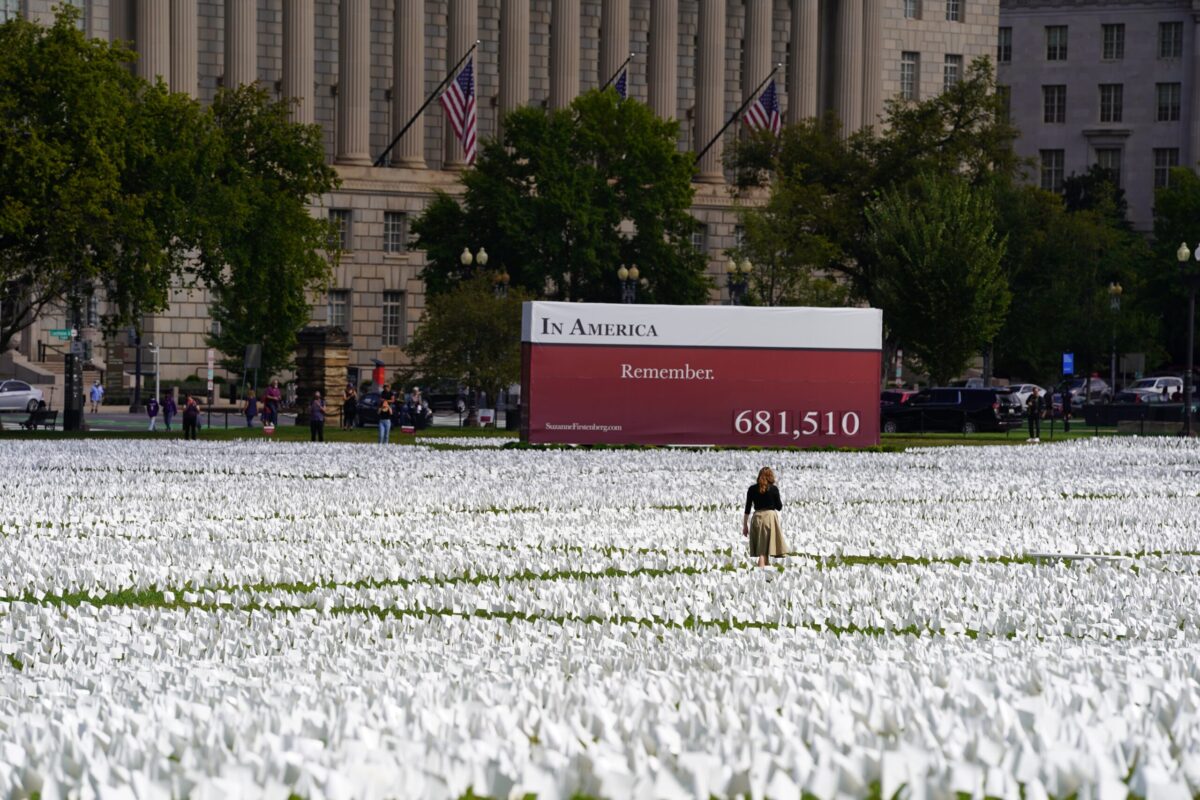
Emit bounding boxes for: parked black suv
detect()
[880,388,1023,434]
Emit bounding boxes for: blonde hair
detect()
[756,467,776,494]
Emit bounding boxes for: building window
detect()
[1096,148,1122,186]
[904,0,921,19]
[0,0,19,23]
[210,319,222,338]
[1159,22,1183,59]
[733,225,745,250]
[901,52,920,101]
[943,54,962,92]
[997,28,1012,64]
[1099,84,1123,123]
[382,292,405,347]
[1157,83,1182,122]
[945,0,961,22]
[86,295,99,328]
[327,290,350,329]
[1042,85,1066,123]
[383,212,408,253]
[1040,150,1065,193]
[329,209,352,251]
[1154,148,1180,189]
[1046,26,1068,61]
[1101,24,1124,60]
[691,223,708,254]
[996,85,1011,123]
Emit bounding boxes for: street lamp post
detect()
[492,270,510,298]
[1175,243,1198,437]
[617,264,640,304]
[726,258,752,305]
[459,247,489,426]
[1108,282,1122,397]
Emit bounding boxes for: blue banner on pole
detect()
[1062,352,1074,375]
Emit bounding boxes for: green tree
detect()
[866,173,1010,386]
[404,275,531,418]
[198,86,341,381]
[1150,166,1200,369]
[0,8,207,351]
[412,89,710,304]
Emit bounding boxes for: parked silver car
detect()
[0,380,44,413]
[1117,377,1183,403]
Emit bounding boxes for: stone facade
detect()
[998,0,1195,231]
[10,0,998,384]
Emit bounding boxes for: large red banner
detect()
[522,303,882,447]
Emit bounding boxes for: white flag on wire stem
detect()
[440,56,478,164]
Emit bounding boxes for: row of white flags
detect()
[440,58,781,165]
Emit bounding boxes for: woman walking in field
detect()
[743,467,786,568]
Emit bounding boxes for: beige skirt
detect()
[749,509,787,558]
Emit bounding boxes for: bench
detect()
[19,410,58,430]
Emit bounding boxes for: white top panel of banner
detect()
[522,302,882,350]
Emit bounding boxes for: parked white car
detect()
[1117,377,1183,403]
[0,380,44,413]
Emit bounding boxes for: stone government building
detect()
[4,0,996,388]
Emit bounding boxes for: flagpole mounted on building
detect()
[375,40,481,168]
[600,52,636,92]
[694,63,781,166]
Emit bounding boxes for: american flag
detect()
[614,67,628,100]
[742,78,782,136]
[440,56,478,164]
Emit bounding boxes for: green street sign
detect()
[49,328,72,340]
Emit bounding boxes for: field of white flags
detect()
[2,437,1200,800]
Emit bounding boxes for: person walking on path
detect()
[743,467,786,568]
[342,383,358,430]
[264,379,282,426]
[1026,387,1042,442]
[88,381,104,413]
[162,392,177,432]
[242,392,259,428]
[377,393,393,444]
[182,395,200,440]
[310,392,327,442]
[146,396,160,432]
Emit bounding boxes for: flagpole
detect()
[600,52,635,91]
[693,63,780,166]
[374,40,480,168]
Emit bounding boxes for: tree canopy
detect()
[411,90,711,304]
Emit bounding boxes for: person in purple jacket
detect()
[162,392,177,432]
[146,396,160,432]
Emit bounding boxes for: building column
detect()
[1191,14,1200,168]
[648,0,678,120]
[862,0,882,128]
[498,0,530,139]
[600,0,630,89]
[549,0,580,110]
[135,0,170,84]
[788,0,819,122]
[224,0,256,87]
[834,0,863,134]
[391,0,425,165]
[695,0,726,182]
[444,0,478,167]
[336,0,372,165]
[283,0,315,124]
[743,0,772,114]
[169,0,197,97]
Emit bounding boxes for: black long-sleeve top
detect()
[745,484,783,514]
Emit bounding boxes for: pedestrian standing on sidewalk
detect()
[264,379,282,426]
[89,381,104,413]
[242,392,259,427]
[162,392,177,432]
[146,396,160,432]
[310,392,326,442]
[378,393,393,444]
[1026,387,1042,442]
[743,467,787,569]
[182,395,200,440]
[342,383,358,430]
